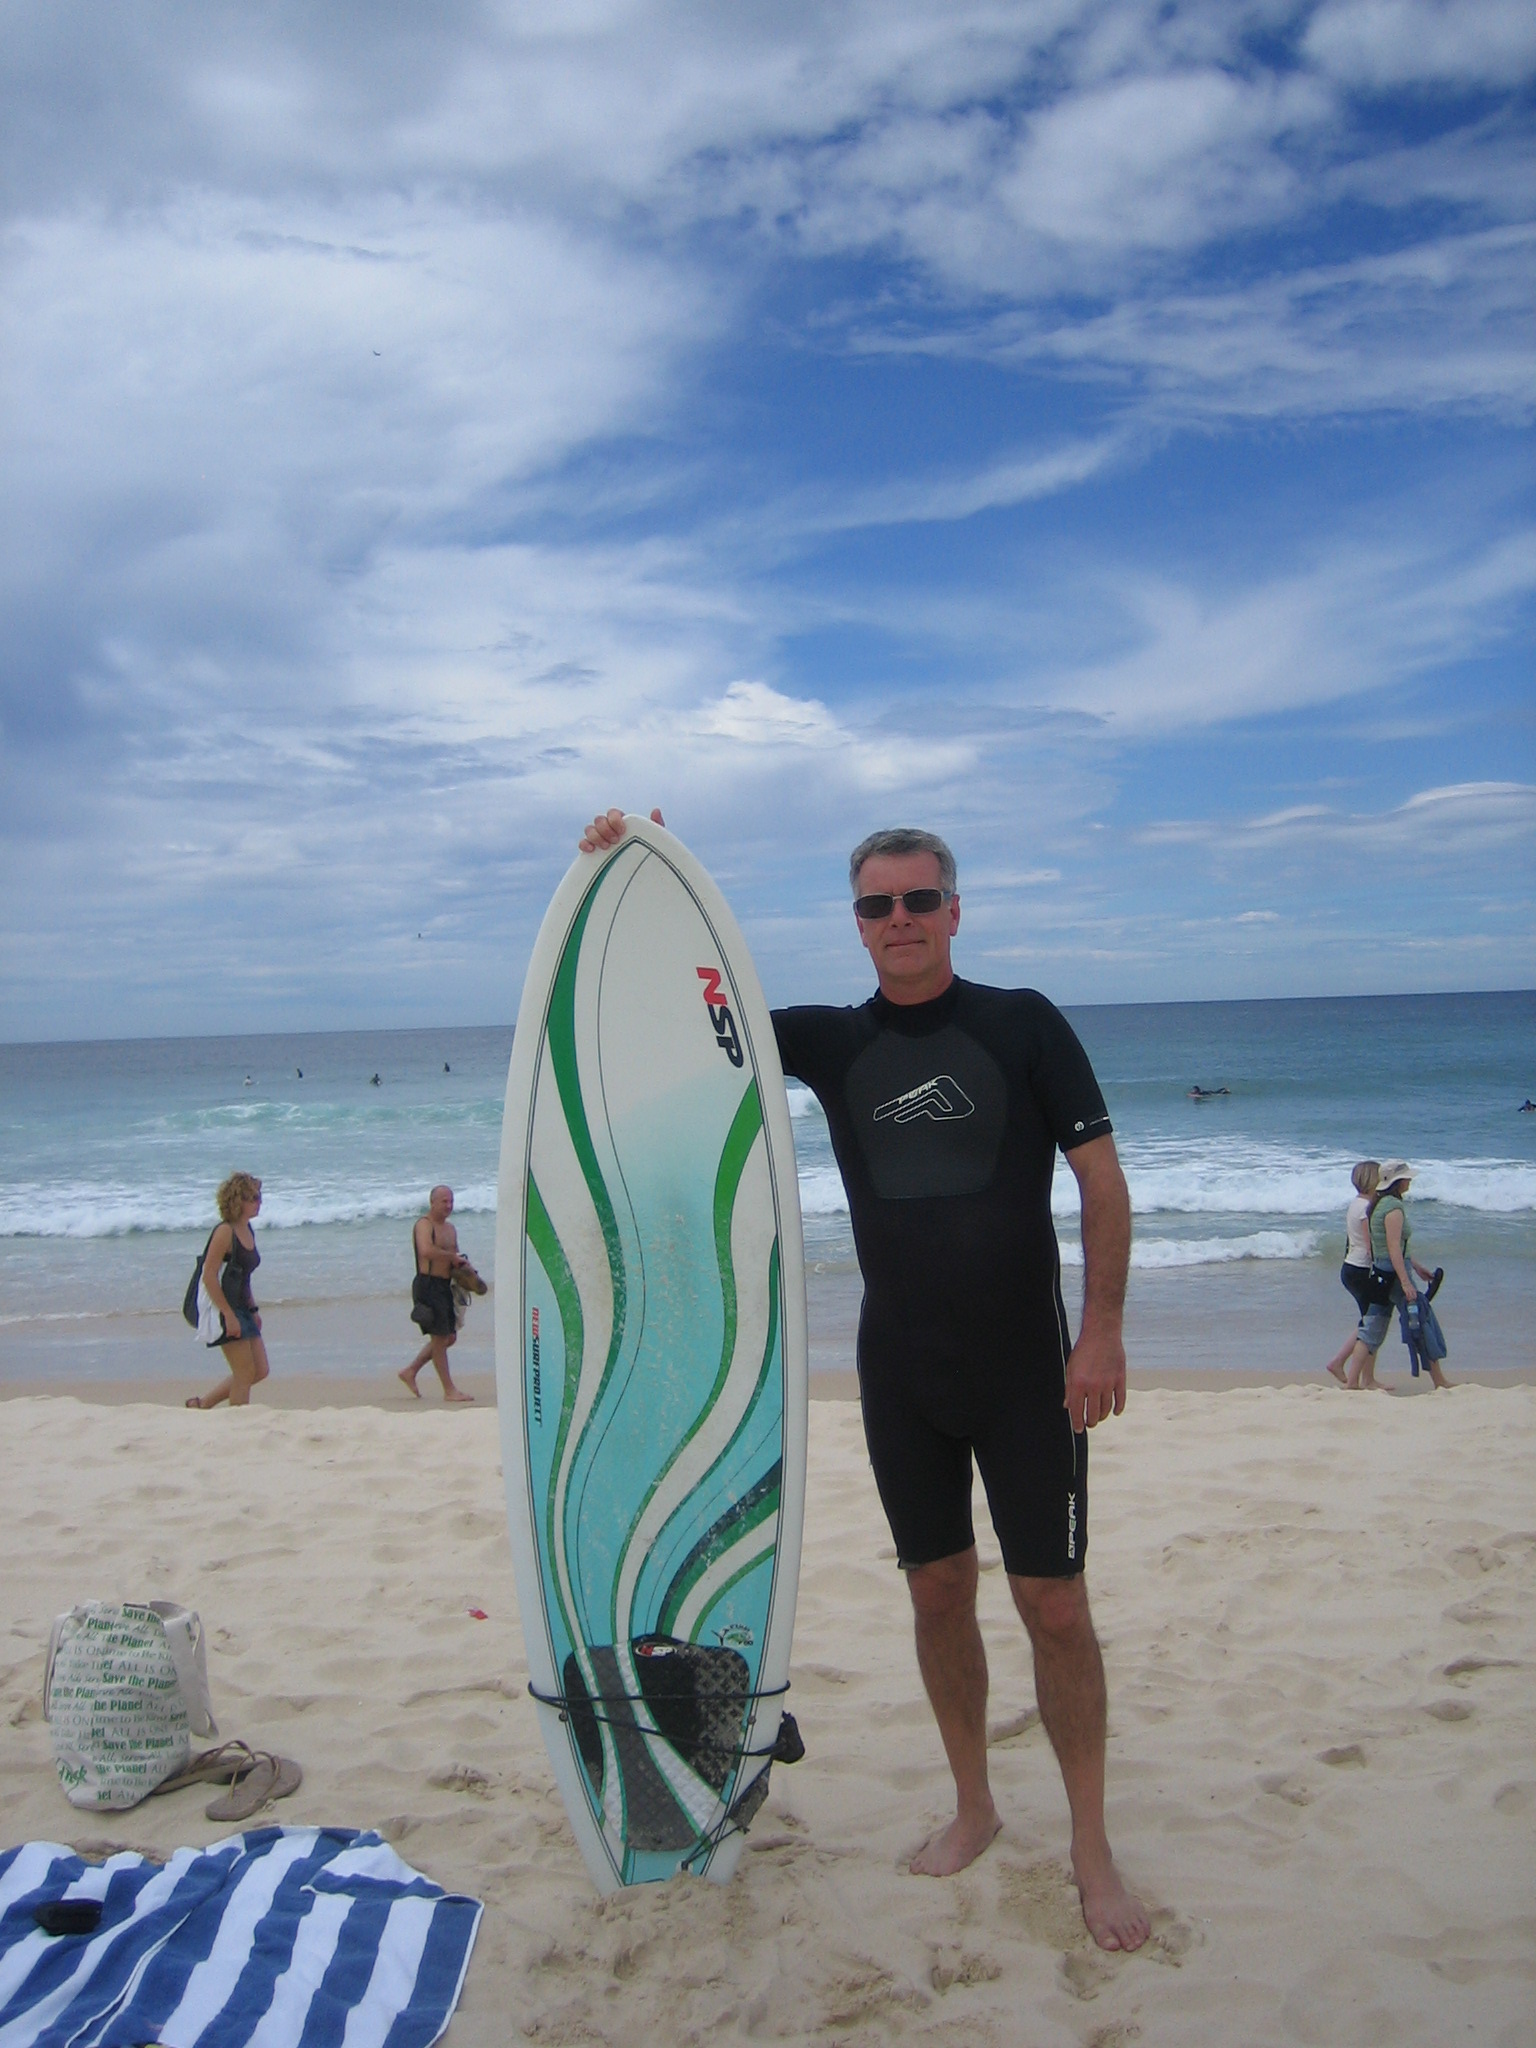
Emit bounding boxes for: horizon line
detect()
[4,985,1533,1053]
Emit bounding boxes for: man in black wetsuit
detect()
[579,810,1148,1954]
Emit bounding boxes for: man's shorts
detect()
[857,1348,1087,1579]
[410,1274,457,1338]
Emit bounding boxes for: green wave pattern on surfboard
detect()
[521,846,786,1883]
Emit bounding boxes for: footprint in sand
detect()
[1443,1653,1519,1683]
[1424,1698,1474,1721]
[1143,1907,1198,1967]
[1259,1771,1313,1806]
[1059,1949,1117,2001]
[1319,1743,1367,1767]
[928,1947,1002,1992]
[428,1762,492,1796]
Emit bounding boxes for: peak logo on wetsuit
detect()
[844,1024,1009,1200]
[873,1075,975,1125]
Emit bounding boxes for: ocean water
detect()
[1,993,1531,1374]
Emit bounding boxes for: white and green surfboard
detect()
[496,816,808,1892]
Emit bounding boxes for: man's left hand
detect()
[1064,1323,1126,1431]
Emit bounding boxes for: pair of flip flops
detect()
[153,1740,303,1822]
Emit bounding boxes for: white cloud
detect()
[1142,781,1536,851]
[776,435,1128,537]
[995,69,1324,259]
[1304,0,1536,90]
[694,680,846,747]
[864,221,1536,422]
[1028,525,1536,732]
[0,194,711,530]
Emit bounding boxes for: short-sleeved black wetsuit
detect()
[773,977,1112,1577]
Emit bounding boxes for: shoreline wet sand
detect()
[4,1250,1530,1399]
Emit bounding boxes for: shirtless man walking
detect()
[579,808,1149,1954]
[399,1185,477,1404]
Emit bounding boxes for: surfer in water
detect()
[399,1185,480,1404]
[578,808,1149,1954]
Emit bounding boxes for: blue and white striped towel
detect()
[0,1826,482,2048]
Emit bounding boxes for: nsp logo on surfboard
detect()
[696,967,744,1068]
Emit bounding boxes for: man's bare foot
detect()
[1326,1360,1346,1383]
[909,1806,1001,1877]
[1073,1842,1150,1952]
[398,1368,421,1399]
[443,1387,475,1404]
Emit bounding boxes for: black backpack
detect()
[182,1232,217,1327]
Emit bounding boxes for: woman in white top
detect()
[1326,1159,1381,1385]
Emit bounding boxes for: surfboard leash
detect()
[678,1712,806,1870]
[526,1675,792,1743]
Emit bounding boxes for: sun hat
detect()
[1377,1159,1413,1187]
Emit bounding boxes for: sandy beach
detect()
[2,1384,1532,2047]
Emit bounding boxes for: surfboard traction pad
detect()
[559,1636,802,1853]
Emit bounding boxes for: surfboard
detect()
[496,815,808,1892]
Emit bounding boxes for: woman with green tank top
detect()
[1366,1162,1451,1390]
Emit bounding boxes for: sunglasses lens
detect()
[854,889,948,918]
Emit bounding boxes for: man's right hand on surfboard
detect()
[578,807,664,853]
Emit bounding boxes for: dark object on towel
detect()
[33,1901,103,1936]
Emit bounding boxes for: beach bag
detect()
[1363,1264,1395,1308]
[182,1232,220,1340]
[194,1282,226,1346]
[43,1602,218,1810]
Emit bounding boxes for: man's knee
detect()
[1010,1571,1091,1642]
[907,1547,979,1620]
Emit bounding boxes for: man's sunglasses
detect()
[853,888,953,920]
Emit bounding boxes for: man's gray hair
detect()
[848,827,957,895]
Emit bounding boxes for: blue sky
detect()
[2,0,1533,1039]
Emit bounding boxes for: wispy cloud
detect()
[1142,781,1536,851]
[1025,525,1536,731]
